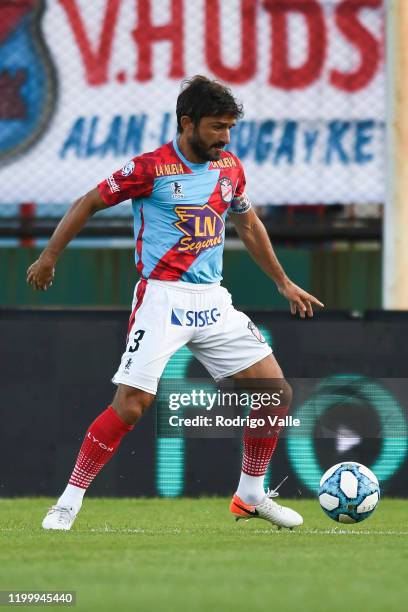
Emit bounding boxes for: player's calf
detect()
[235,378,292,506]
[41,388,155,531]
[111,384,155,425]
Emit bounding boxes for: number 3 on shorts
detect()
[128,329,145,353]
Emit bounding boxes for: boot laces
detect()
[48,505,75,524]
[266,474,288,499]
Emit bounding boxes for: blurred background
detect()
[0,0,386,310]
[1,0,407,498]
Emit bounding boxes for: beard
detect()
[188,128,225,162]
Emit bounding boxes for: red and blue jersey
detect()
[98,138,248,283]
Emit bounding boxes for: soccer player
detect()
[27,76,323,531]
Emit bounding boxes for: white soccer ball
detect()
[318,461,380,523]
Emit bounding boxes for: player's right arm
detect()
[26,188,107,291]
[27,155,154,290]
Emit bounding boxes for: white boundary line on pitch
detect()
[252,529,408,536]
[1,527,407,536]
[86,528,408,536]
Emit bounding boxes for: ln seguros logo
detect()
[174,204,225,254]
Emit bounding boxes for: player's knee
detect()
[261,378,292,418]
[280,379,293,409]
[236,377,292,417]
[241,378,292,438]
[251,377,292,408]
[112,385,155,425]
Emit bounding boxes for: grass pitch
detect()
[0,498,407,612]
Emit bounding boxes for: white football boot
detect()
[42,505,78,531]
[254,490,303,529]
[230,478,303,530]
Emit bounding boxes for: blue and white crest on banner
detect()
[0,0,57,163]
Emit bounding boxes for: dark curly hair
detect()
[176,75,244,133]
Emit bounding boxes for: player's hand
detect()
[278,279,324,318]
[26,253,55,291]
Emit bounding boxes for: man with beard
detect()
[27,75,323,531]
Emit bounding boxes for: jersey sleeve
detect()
[234,160,246,198]
[230,159,252,214]
[97,155,155,206]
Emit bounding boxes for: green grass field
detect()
[0,498,407,612]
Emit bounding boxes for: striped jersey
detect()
[98,138,250,283]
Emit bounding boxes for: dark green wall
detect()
[1,246,381,311]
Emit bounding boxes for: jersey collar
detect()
[172,137,211,173]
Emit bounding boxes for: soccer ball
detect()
[318,462,380,524]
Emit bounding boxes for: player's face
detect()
[189,116,236,162]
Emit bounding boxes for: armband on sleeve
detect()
[230,192,252,214]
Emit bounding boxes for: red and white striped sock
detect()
[236,405,288,505]
[57,406,133,511]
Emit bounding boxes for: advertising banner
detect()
[1,309,407,497]
[0,0,385,205]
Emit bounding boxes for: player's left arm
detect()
[230,206,324,318]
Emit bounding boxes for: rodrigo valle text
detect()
[168,415,301,428]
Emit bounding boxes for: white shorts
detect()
[112,279,272,394]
